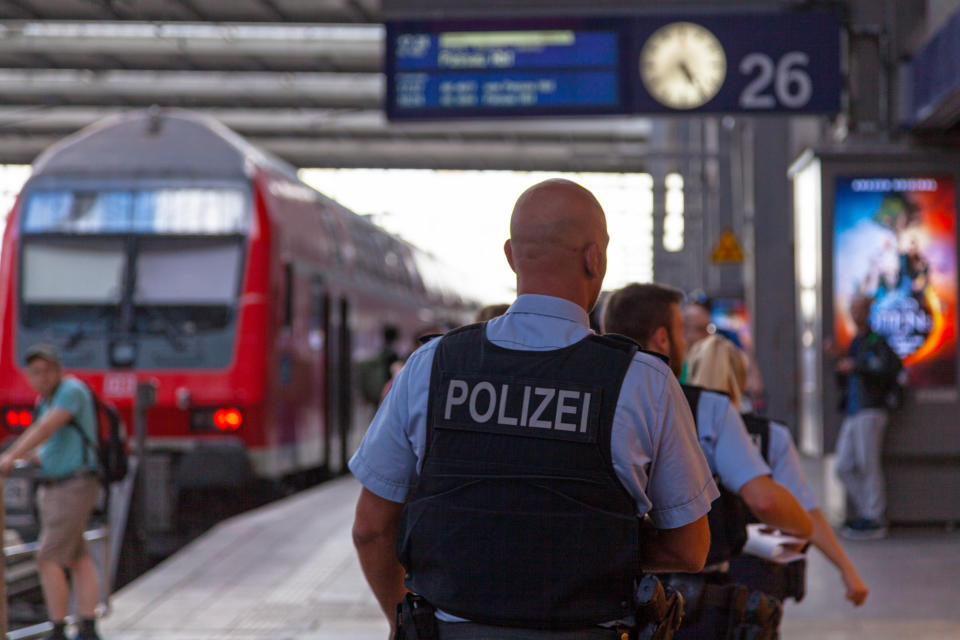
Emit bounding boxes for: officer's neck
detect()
[515,279,593,315]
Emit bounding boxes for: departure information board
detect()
[385,12,842,120]
[386,21,631,119]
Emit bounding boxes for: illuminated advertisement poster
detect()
[711,298,752,351]
[834,176,957,387]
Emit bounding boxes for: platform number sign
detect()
[739,52,813,110]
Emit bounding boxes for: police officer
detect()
[686,335,869,609]
[350,179,718,639]
[602,283,814,640]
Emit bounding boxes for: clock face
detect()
[640,22,727,110]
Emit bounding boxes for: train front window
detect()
[20,239,124,332]
[17,185,249,365]
[133,239,243,332]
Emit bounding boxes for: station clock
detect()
[640,21,727,110]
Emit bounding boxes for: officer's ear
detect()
[584,242,602,279]
[650,325,670,355]
[504,239,517,274]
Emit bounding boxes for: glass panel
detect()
[135,242,241,305]
[22,241,124,303]
[23,188,248,234]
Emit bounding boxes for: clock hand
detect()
[679,61,709,98]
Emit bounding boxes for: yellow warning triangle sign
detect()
[711,228,744,263]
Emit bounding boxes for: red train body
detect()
[0,110,470,549]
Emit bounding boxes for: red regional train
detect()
[0,109,472,571]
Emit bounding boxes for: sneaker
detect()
[841,518,888,540]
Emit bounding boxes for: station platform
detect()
[98,473,960,640]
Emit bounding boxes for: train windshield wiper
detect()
[137,304,187,351]
[63,307,113,350]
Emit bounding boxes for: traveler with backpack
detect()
[0,344,102,640]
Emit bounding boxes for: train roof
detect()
[30,108,298,183]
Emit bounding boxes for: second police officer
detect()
[686,335,868,612]
[350,179,719,639]
[602,283,814,640]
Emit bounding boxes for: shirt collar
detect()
[505,294,591,328]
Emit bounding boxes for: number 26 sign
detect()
[634,11,841,114]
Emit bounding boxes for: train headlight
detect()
[190,407,243,432]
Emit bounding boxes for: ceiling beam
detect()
[0,106,653,143]
[0,0,384,22]
[0,133,653,171]
[0,69,384,109]
[0,22,384,72]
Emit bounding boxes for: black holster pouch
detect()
[625,574,684,640]
[394,593,438,640]
[783,559,806,602]
[728,589,782,640]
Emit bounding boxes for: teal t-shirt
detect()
[36,376,99,478]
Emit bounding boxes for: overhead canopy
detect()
[0,3,658,171]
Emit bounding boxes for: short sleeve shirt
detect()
[764,421,818,511]
[349,294,719,530]
[36,376,98,478]
[692,390,771,493]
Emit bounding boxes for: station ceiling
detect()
[0,1,657,171]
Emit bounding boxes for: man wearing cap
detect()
[0,344,102,640]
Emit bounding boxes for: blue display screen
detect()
[394,31,618,71]
[387,22,626,119]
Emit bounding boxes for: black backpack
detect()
[70,391,129,484]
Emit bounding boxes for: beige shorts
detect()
[36,473,100,566]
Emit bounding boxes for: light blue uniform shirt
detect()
[763,421,818,511]
[350,294,718,529]
[36,376,98,478]
[691,389,771,493]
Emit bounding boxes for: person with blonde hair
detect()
[687,333,869,609]
[686,334,748,410]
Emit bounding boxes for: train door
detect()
[313,282,332,471]
[337,297,352,472]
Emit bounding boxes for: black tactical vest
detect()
[681,385,749,566]
[740,413,774,526]
[741,413,772,464]
[397,323,640,629]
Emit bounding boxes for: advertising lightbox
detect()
[833,176,957,387]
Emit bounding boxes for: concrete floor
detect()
[97,470,960,640]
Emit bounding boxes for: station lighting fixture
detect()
[663,173,685,252]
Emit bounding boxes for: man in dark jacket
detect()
[833,296,902,540]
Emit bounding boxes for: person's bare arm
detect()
[0,407,73,475]
[352,487,408,632]
[640,515,710,573]
[808,508,868,605]
[738,475,813,538]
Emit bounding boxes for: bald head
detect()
[504,179,609,311]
